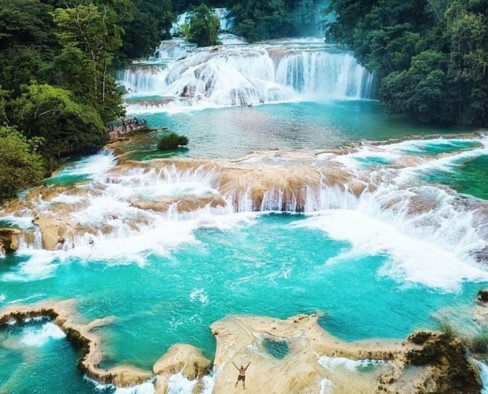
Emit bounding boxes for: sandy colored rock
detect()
[209,314,481,394]
[0,302,483,393]
[210,314,407,394]
[33,215,79,250]
[153,343,211,379]
[0,228,21,254]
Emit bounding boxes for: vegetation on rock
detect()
[407,330,482,393]
[157,132,189,151]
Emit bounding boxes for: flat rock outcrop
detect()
[210,314,482,394]
[0,302,483,393]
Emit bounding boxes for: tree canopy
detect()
[325,0,488,126]
[0,126,45,200]
[185,4,220,47]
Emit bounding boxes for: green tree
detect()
[52,3,124,122]
[0,0,56,51]
[0,126,45,200]
[325,0,488,126]
[122,0,174,58]
[186,4,220,47]
[14,83,107,169]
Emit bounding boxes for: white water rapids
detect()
[120,38,373,112]
[2,137,488,292]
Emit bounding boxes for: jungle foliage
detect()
[325,0,488,126]
[0,0,129,198]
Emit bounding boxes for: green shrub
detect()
[157,132,189,151]
[0,127,45,200]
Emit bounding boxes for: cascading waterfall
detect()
[274,49,371,98]
[4,136,488,291]
[119,39,374,111]
[120,66,168,94]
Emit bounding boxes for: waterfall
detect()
[120,39,374,111]
[274,49,372,98]
[153,39,195,61]
[119,66,167,94]
[472,360,488,393]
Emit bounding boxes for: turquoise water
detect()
[120,101,467,160]
[0,320,100,394]
[1,92,487,391]
[1,214,486,392]
[401,139,482,156]
[421,154,488,200]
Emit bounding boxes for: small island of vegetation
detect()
[157,132,189,151]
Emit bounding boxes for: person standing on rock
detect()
[233,361,251,389]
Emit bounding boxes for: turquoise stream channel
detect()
[1,215,487,393]
[1,100,488,393]
[118,101,466,160]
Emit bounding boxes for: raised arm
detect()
[245,362,251,370]
[232,362,239,370]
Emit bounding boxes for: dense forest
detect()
[0,0,173,200]
[324,0,488,127]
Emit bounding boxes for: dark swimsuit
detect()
[238,374,245,381]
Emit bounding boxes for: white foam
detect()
[318,355,385,371]
[189,288,209,305]
[3,250,59,282]
[50,194,85,205]
[0,215,34,230]
[319,378,333,394]
[201,368,216,394]
[53,149,116,179]
[88,377,155,394]
[296,206,488,291]
[472,360,488,394]
[167,372,197,394]
[219,33,247,45]
[3,208,255,282]
[20,322,66,347]
[113,382,155,394]
[0,294,5,303]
